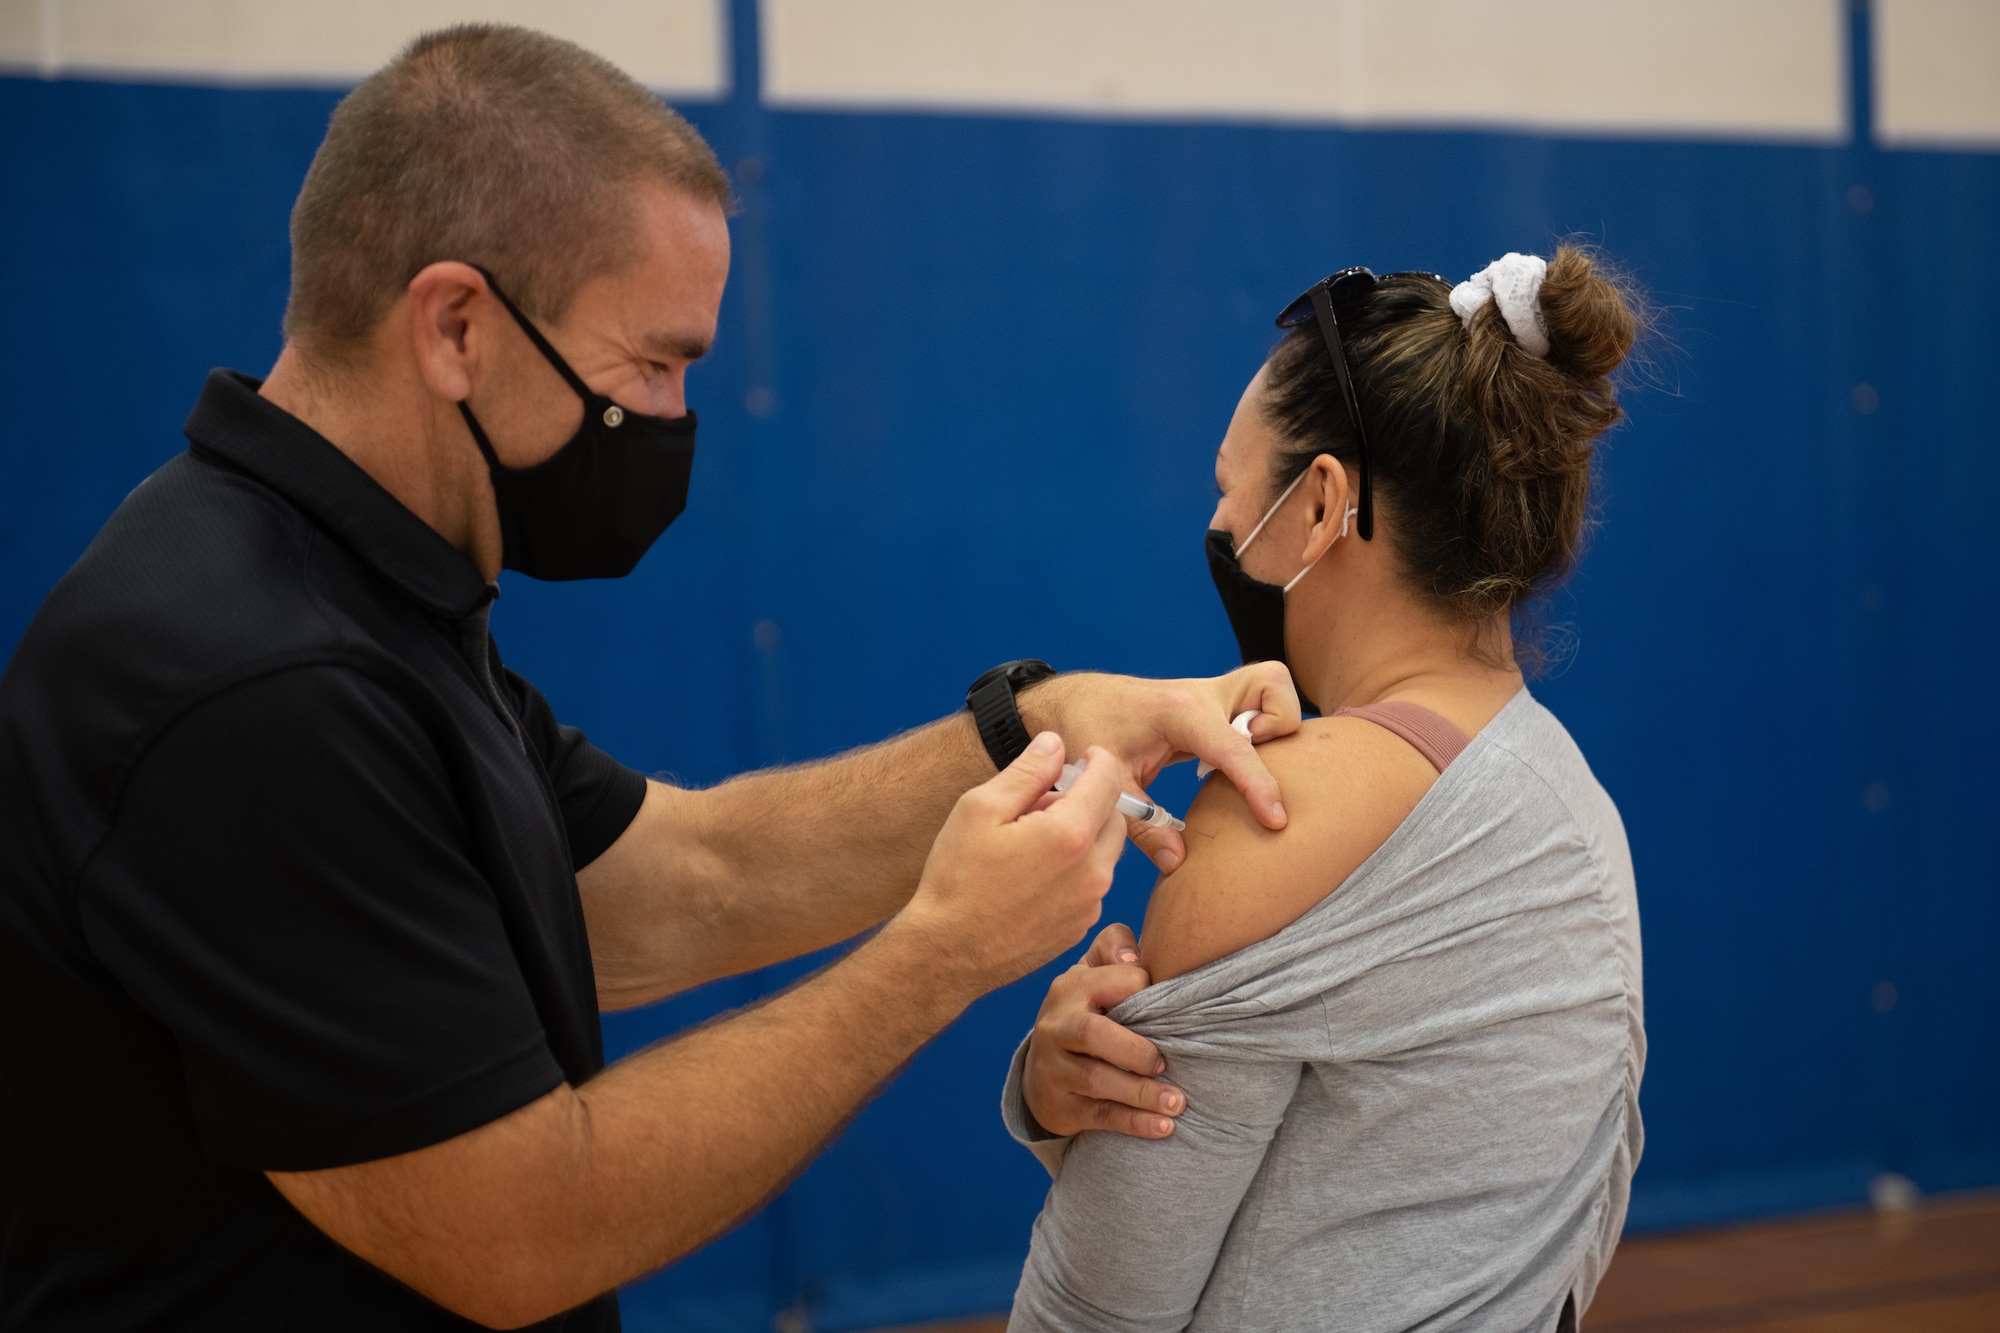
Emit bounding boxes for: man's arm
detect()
[271,736,1129,1329]
[578,712,986,1009]
[580,665,1301,1009]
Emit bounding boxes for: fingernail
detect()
[1119,950,1139,964]
[1156,847,1182,873]
[1154,1118,1175,1136]
[1029,731,1061,755]
[1154,1057,1166,1075]
[1272,801,1288,826]
[1162,1091,1183,1112]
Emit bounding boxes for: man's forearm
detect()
[692,711,994,918]
[650,675,1113,953]
[665,671,1120,981]
[585,710,999,1004]
[560,919,964,1304]
[274,918,971,1327]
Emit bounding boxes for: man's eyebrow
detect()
[641,331,711,362]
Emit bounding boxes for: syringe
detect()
[1053,761,1186,832]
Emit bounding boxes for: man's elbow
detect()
[271,1213,592,1328]
[265,1090,606,1327]
[422,1269,585,1331]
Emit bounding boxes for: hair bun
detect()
[1258,246,1645,662]
[1537,245,1638,379]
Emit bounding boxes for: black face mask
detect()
[1206,528,1318,714]
[458,272,696,581]
[1205,469,1353,716]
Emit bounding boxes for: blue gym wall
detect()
[2,8,1996,1332]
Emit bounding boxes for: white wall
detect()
[0,0,727,95]
[1875,0,2000,147]
[762,0,1847,141]
[8,0,1999,151]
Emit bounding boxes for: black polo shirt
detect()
[0,371,646,1330]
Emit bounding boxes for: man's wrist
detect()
[1014,671,1078,745]
[966,660,1057,769]
[864,910,987,1029]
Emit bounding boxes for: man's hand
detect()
[893,733,1129,999]
[1022,923,1186,1140]
[1022,663,1301,872]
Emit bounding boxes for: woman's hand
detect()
[1022,924,1187,1139]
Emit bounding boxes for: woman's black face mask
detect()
[1206,528,1299,702]
[458,271,696,581]
[1205,467,1354,717]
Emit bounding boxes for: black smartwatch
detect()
[965,659,1056,770]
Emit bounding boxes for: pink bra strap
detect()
[1330,701,1472,773]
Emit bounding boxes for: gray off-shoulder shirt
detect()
[1000,690,1644,1332]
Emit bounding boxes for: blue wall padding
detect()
[2,70,1996,1333]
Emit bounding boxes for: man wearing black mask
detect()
[0,23,1297,1332]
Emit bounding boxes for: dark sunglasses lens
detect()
[1328,270,1376,305]
[1276,292,1316,327]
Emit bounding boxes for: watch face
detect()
[1004,659,1055,687]
[971,660,1051,696]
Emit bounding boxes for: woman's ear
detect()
[1296,454,1354,566]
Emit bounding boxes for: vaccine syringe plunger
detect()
[1053,762,1186,833]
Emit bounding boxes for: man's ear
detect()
[1297,454,1353,566]
[405,261,490,405]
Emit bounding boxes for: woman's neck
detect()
[1295,597,1525,732]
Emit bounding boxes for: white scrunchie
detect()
[1449,252,1550,358]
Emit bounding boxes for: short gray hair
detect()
[283,23,732,358]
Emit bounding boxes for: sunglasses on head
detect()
[1275,267,1442,542]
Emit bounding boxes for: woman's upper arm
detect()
[1010,1053,1304,1332]
[1140,719,1439,983]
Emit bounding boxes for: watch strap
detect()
[966,659,1053,769]
[968,674,1034,770]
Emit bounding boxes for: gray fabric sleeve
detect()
[999,1033,1073,1177]
[1009,1052,1304,1332]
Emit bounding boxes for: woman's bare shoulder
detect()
[1139,715,1443,983]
